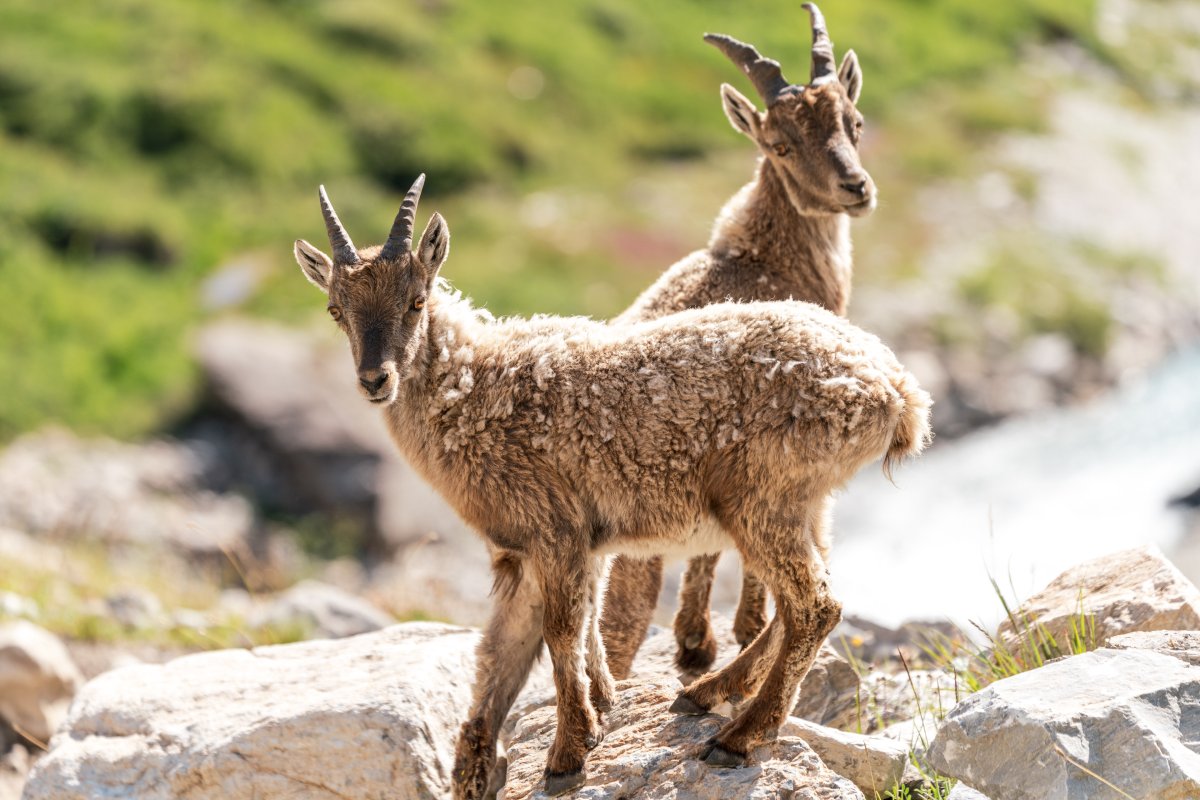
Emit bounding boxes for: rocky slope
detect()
[6,545,1200,799]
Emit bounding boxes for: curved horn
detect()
[319,185,360,265]
[802,3,836,83]
[704,33,791,105]
[379,173,426,263]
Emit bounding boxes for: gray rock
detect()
[1105,629,1200,666]
[0,621,82,745]
[25,622,549,800]
[791,645,864,730]
[927,648,1200,800]
[104,588,166,630]
[780,717,911,795]
[945,784,991,800]
[500,680,865,800]
[0,431,252,557]
[193,319,474,556]
[997,545,1200,653]
[248,579,394,640]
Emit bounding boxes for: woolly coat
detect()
[384,285,929,558]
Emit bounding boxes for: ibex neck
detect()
[709,158,853,315]
[387,290,482,456]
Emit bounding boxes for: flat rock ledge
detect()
[23,622,552,800]
[500,680,865,800]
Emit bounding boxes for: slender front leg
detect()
[599,554,663,679]
[733,570,769,649]
[535,544,603,796]
[453,553,544,800]
[674,553,721,672]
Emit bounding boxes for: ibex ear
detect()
[838,50,862,104]
[720,83,762,140]
[294,239,333,293]
[416,212,450,283]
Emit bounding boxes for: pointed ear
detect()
[720,83,762,140]
[416,212,449,283]
[839,50,862,104]
[294,239,333,293]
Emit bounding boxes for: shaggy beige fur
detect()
[292,178,929,797]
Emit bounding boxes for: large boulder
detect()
[997,545,1200,651]
[24,622,548,800]
[193,319,473,555]
[927,647,1200,800]
[500,680,865,800]
[0,621,82,745]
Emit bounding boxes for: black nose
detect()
[840,179,868,198]
[359,373,387,393]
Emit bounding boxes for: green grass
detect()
[0,0,1122,441]
[862,575,1101,799]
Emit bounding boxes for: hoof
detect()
[590,690,614,713]
[669,694,709,716]
[702,742,748,768]
[675,635,717,673]
[585,729,604,750]
[544,769,586,796]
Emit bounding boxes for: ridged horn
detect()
[379,173,426,263]
[703,33,791,106]
[802,3,836,83]
[319,185,359,265]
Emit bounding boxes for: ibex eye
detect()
[328,306,342,321]
[773,143,789,157]
[413,297,426,311]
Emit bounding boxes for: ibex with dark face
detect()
[603,3,877,678]
[293,176,929,797]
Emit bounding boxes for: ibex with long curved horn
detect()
[601,2,877,679]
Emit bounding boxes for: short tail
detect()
[882,370,933,481]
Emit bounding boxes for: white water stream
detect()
[829,346,1200,629]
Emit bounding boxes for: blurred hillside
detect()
[0,0,1143,440]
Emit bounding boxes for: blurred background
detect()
[1,0,1199,679]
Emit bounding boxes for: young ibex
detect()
[293,176,929,797]
[603,3,876,677]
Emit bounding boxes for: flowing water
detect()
[829,346,1200,628]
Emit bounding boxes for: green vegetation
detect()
[0,538,312,649]
[0,0,1112,440]
[920,577,1098,693]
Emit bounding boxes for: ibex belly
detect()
[600,515,734,560]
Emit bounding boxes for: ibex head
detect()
[706,3,874,217]
[292,174,449,404]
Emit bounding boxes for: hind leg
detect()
[585,556,616,714]
[670,613,782,714]
[674,553,720,672]
[599,555,663,679]
[700,510,841,764]
[733,570,769,650]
